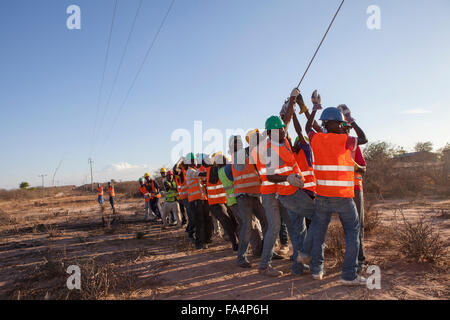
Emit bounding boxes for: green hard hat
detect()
[138,177,145,183]
[186,152,195,161]
[265,116,286,130]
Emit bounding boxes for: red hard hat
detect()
[167,171,173,176]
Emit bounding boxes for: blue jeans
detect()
[98,195,104,205]
[280,222,289,246]
[278,188,315,275]
[259,194,290,269]
[310,195,360,281]
[236,195,267,265]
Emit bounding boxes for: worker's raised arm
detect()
[305,90,322,134]
[173,157,184,174]
[296,93,322,133]
[292,113,306,145]
[338,104,368,145]
[280,88,300,130]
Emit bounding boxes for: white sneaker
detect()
[312,272,324,280]
[297,252,312,265]
[341,275,367,286]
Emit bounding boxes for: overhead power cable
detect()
[97,0,176,153]
[89,0,119,157]
[91,0,144,155]
[296,0,345,88]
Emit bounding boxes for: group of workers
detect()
[97,181,116,211]
[135,88,368,285]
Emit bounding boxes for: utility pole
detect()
[38,174,47,198]
[88,158,94,192]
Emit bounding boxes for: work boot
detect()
[341,275,367,286]
[272,252,284,260]
[277,244,289,256]
[312,271,324,280]
[232,243,239,252]
[258,266,283,277]
[238,261,252,268]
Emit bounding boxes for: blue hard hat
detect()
[319,107,344,122]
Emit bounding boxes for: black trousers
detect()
[191,200,213,246]
[210,203,238,246]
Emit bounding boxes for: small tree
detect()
[414,141,433,153]
[19,182,30,190]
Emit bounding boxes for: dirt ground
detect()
[0,192,449,300]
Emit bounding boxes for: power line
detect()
[91,0,144,156]
[38,174,47,198]
[296,0,345,88]
[88,158,94,192]
[89,0,119,157]
[97,0,176,153]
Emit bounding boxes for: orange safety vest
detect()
[268,138,304,196]
[139,185,151,202]
[186,168,207,202]
[206,167,227,205]
[148,180,161,199]
[310,133,355,198]
[295,148,316,193]
[251,145,277,195]
[232,155,261,195]
[97,187,103,196]
[351,150,363,191]
[175,171,188,200]
[108,186,115,197]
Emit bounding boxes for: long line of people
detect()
[136,89,368,285]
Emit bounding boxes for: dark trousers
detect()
[210,203,238,246]
[150,198,162,219]
[178,199,188,223]
[183,199,195,237]
[354,189,366,265]
[109,196,115,209]
[191,199,213,246]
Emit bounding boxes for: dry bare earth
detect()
[0,193,448,300]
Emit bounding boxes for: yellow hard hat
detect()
[245,129,260,143]
[160,168,167,173]
[144,172,150,178]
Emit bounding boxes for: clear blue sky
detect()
[1,0,449,189]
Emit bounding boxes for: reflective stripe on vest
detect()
[295,147,316,193]
[186,169,207,202]
[97,187,103,196]
[251,145,277,195]
[139,185,151,202]
[232,157,261,195]
[310,132,355,198]
[176,171,188,200]
[206,167,227,205]
[108,186,115,197]
[165,180,178,202]
[268,138,303,196]
[218,167,237,207]
[149,181,161,199]
[351,149,363,190]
